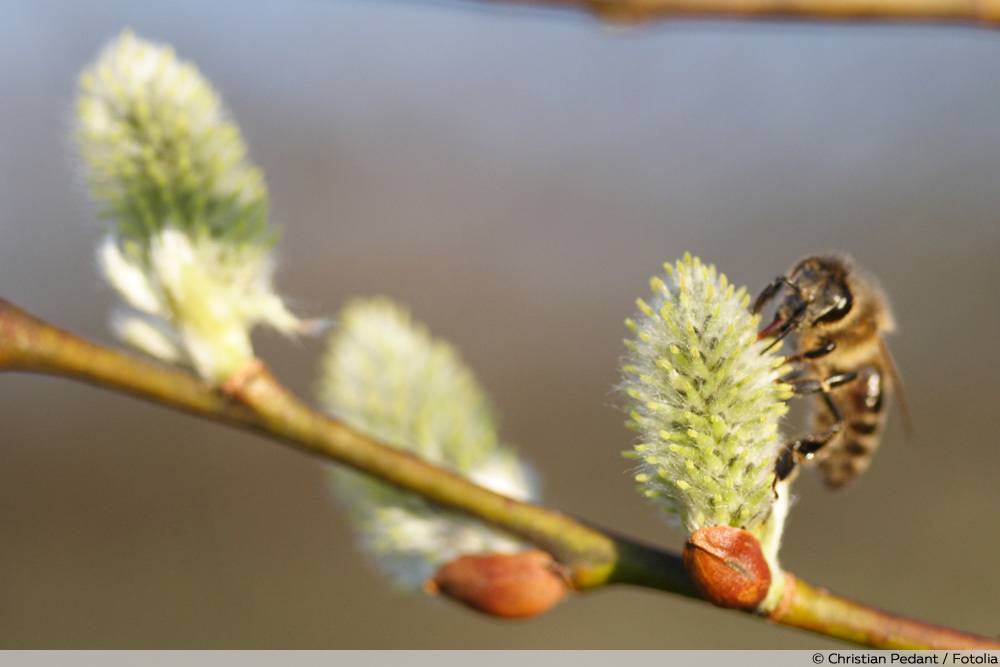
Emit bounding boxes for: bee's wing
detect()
[879,336,913,440]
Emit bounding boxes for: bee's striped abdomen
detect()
[816,364,887,488]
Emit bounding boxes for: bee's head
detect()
[756,256,854,344]
[787,256,854,327]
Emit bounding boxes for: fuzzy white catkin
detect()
[77,31,306,383]
[319,298,538,589]
[77,30,268,243]
[621,254,792,537]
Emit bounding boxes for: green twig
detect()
[0,297,995,649]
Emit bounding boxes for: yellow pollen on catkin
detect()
[619,254,793,538]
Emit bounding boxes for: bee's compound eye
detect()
[814,290,853,324]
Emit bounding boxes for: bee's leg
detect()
[821,371,858,391]
[786,371,857,397]
[772,372,857,493]
[785,339,836,364]
[772,426,836,494]
[788,373,855,447]
[773,445,797,496]
[777,366,808,383]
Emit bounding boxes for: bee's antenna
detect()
[752,276,788,314]
[782,276,803,296]
[753,276,803,317]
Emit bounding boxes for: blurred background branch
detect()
[488,0,1000,25]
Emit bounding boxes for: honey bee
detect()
[752,255,909,488]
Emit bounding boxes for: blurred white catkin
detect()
[319,298,538,588]
[77,30,307,384]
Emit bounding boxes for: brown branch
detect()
[1,297,996,649]
[488,0,1000,25]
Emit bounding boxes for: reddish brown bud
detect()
[426,550,569,619]
[683,525,771,610]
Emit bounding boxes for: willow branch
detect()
[488,0,1000,25]
[0,297,995,649]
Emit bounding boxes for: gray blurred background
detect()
[1,0,999,648]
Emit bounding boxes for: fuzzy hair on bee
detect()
[753,254,909,489]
